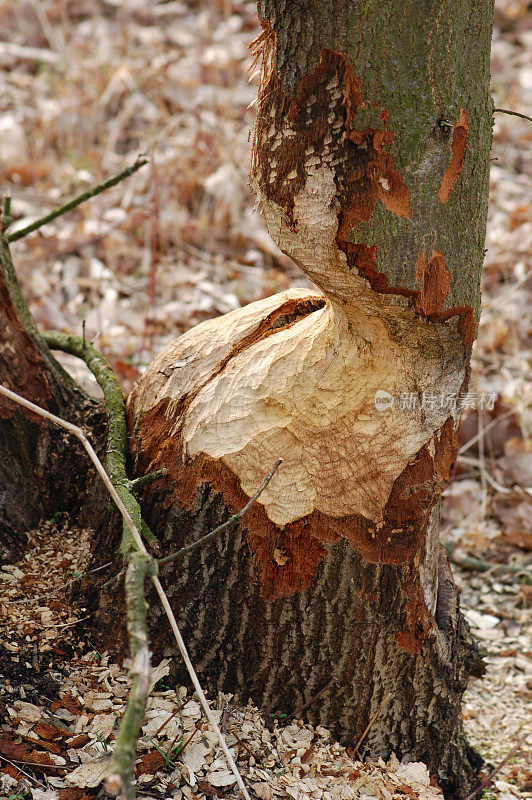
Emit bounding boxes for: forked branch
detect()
[0,381,252,800]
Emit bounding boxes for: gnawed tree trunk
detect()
[0,235,106,560]
[123,2,493,796]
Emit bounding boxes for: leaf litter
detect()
[0,518,529,798]
[0,522,447,800]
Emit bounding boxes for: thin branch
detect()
[458,454,513,494]
[494,107,532,125]
[1,195,12,230]
[353,692,392,756]
[0,383,250,800]
[159,458,283,568]
[0,383,140,545]
[107,552,153,800]
[7,156,148,243]
[41,614,92,629]
[3,561,113,605]
[127,469,167,494]
[153,706,183,738]
[464,731,530,800]
[443,541,532,579]
[0,41,60,64]
[150,572,252,800]
[179,722,201,756]
[483,270,531,312]
[231,729,255,759]
[287,677,336,721]
[28,0,68,61]
[477,402,489,523]
[43,330,145,554]
[458,404,524,456]
[0,756,47,787]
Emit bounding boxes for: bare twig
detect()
[458,404,524,456]
[353,693,392,756]
[127,469,167,494]
[159,458,283,568]
[231,729,255,759]
[42,330,147,554]
[443,541,532,579]
[3,561,113,605]
[107,552,153,800]
[0,41,60,64]
[0,756,47,788]
[287,677,336,721]
[458,454,513,494]
[494,107,532,125]
[477,403,489,522]
[28,0,68,60]
[153,706,183,738]
[464,731,530,800]
[41,613,92,629]
[483,271,531,312]
[0,384,137,538]
[150,573,251,800]
[0,383,251,800]
[7,156,148,243]
[178,719,203,756]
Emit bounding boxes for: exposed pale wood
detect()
[129,286,464,528]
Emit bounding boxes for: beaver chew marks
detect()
[128,40,471,607]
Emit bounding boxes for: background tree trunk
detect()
[121,2,494,797]
[0,235,105,560]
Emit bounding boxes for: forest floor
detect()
[0,0,531,798]
[0,519,529,800]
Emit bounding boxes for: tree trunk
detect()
[0,235,105,560]
[0,1,494,795]
[123,2,493,796]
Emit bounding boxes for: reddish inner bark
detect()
[0,278,51,419]
[438,108,469,203]
[414,250,452,316]
[131,402,457,614]
[253,42,475,350]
